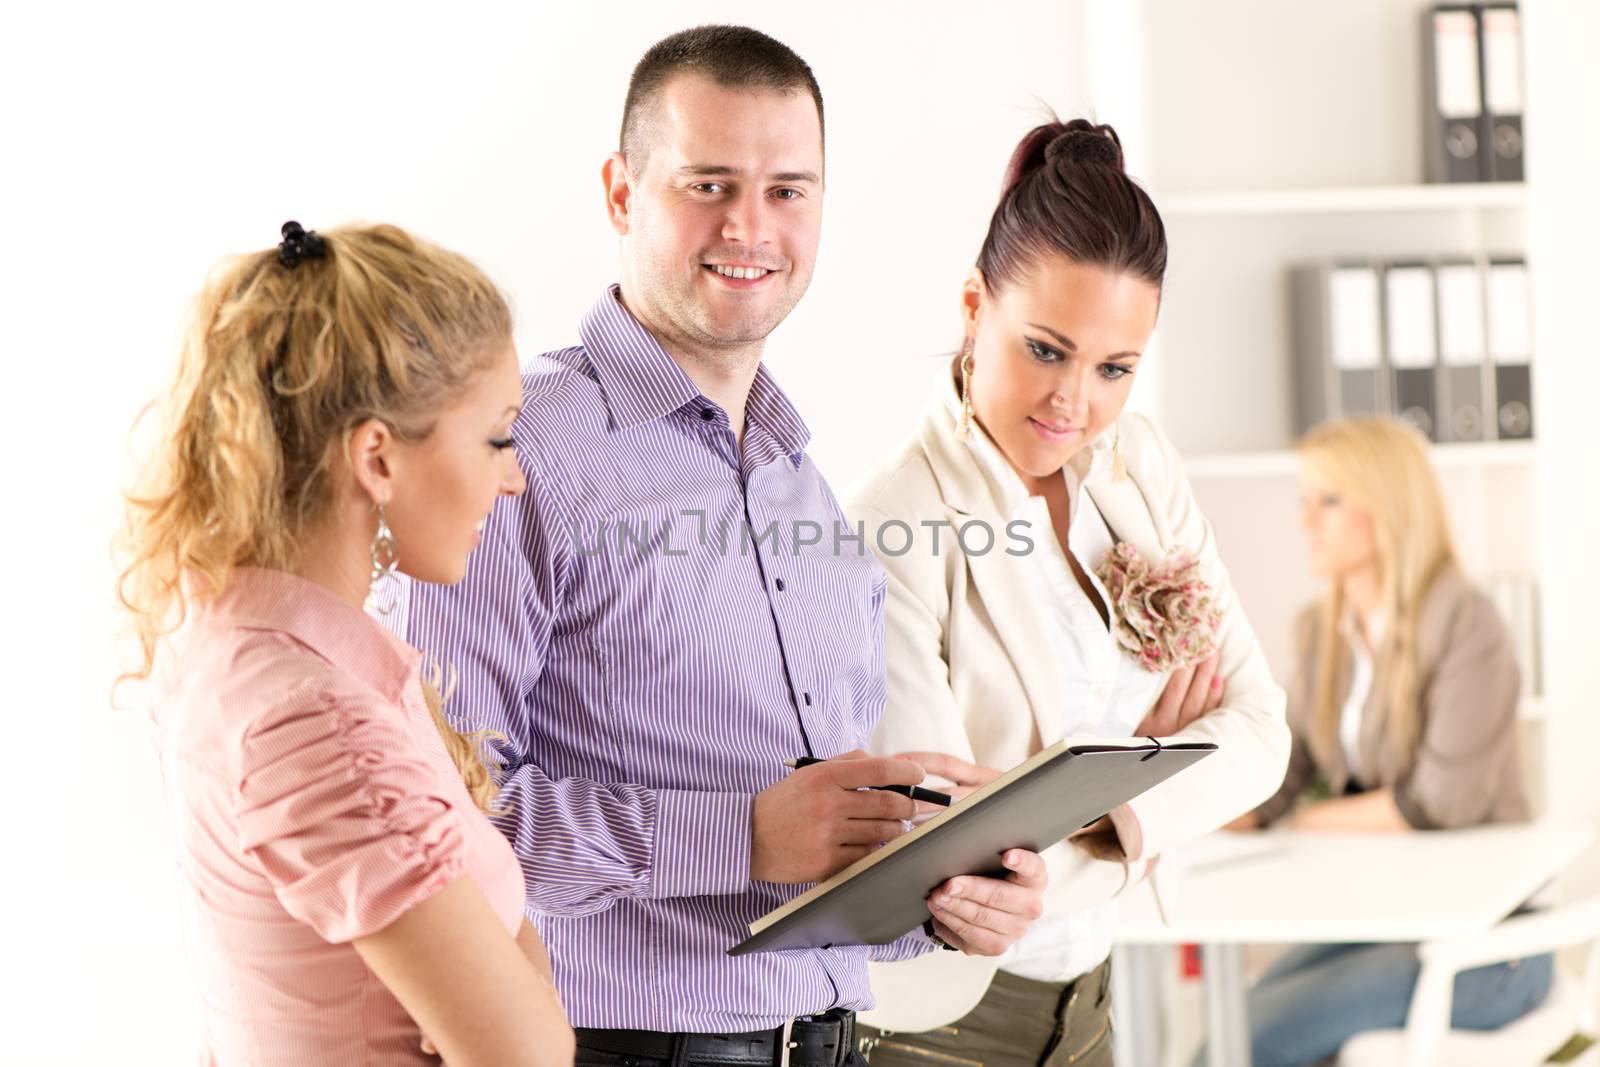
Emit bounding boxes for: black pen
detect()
[783,756,954,807]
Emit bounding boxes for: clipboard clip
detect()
[1140,736,1164,762]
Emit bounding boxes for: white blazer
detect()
[847,375,1290,1030]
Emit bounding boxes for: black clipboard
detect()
[728,737,1216,956]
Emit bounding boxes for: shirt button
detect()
[775,578,786,592]
[700,408,716,421]
[803,692,812,706]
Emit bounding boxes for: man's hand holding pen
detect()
[748,749,1047,958]
[750,750,926,883]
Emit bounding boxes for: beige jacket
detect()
[1254,567,1529,829]
[848,379,1290,1030]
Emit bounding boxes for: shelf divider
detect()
[1159,182,1528,219]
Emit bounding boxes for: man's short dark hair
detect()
[620,25,824,171]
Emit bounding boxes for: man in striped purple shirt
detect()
[406,26,1047,1064]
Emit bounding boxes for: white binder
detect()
[1435,259,1492,441]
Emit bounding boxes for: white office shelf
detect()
[1160,182,1528,218]
[1183,439,1537,479]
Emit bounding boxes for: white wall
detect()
[4,3,1107,1062]
[1524,0,1600,825]
[1143,0,1435,193]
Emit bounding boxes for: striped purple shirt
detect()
[405,287,928,1032]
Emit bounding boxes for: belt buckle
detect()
[788,1009,855,1067]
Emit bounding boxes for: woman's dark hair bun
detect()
[981,113,1166,295]
[1000,117,1126,193]
[1044,120,1125,171]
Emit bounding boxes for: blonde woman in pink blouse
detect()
[117,222,573,1067]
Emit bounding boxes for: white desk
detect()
[1110,824,1595,1067]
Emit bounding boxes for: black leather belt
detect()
[791,1009,857,1067]
[575,1008,857,1067]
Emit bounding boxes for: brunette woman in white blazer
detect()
[848,120,1291,1067]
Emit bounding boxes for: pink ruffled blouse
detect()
[152,568,526,1065]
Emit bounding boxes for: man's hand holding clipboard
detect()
[752,749,1048,957]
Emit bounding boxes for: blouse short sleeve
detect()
[234,680,468,944]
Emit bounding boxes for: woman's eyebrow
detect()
[1027,322,1142,360]
[1027,323,1078,350]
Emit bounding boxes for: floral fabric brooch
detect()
[1095,541,1222,673]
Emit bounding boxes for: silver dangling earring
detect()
[366,503,401,616]
[958,340,976,441]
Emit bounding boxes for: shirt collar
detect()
[579,285,811,465]
[744,362,812,466]
[937,357,1114,518]
[580,286,702,431]
[190,567,421,704]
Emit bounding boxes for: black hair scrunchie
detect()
[277,220,327,268]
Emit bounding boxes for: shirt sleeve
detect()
[855,563,893,747]
[407,445,751,917]
[868,924,936,962]
[235,683,468,944]
[1253,607,1322,827]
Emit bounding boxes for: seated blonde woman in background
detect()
[117,223,572,1067]
[1209,416,1551,1067]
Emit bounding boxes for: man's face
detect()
[612,74,823,354]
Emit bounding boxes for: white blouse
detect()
[1338,611,1384,782]
[962,423,1171,983]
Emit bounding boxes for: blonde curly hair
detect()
[116,222,510,811]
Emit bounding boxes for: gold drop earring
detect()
[958,340,976,441]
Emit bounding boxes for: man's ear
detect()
[345,417,395,507]
[602,152,635,236]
